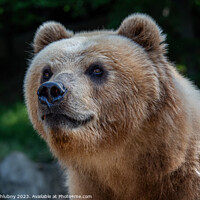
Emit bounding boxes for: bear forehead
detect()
[34,36,89,62]
[32,33,145,66]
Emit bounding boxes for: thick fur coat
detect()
[24,14,200,200]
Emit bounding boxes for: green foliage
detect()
[0,102,52,161]
[0,0,112,27]
[195,0,200,6]
[0,0,199,29]
[176,64,187,74]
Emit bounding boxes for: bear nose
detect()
[37,82,67,106]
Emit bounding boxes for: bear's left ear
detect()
[33,21,73,53]
[117,13,166,52]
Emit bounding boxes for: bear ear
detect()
[33,21,73,53]
[117,13,166,52]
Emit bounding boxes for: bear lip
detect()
[42,113,93,128]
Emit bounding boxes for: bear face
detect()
[25,14,165,157]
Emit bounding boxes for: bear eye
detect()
[91,66,103,76]
[43,71,51,79]
[85,62,107,84]
[41,67,53,83]
[86,63,104,77]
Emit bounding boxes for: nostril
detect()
[50,86,61,98]
[38,86,48,98]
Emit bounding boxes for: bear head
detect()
[24,14,167,160]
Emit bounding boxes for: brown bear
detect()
[24,13,200,200]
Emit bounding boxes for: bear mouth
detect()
[42,113,93,128]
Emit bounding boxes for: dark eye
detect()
[43,70,51,79]
[85,62,107,84]
[41,67,53,83]
[92,67,103,76]
[86,63,104,77]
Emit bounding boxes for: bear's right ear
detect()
[33,21,73,53]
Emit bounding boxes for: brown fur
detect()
[24,13,200,200]
[34,21,73,53]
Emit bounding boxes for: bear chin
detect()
[42,113,94,129]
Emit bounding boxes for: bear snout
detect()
[37,81,67,107]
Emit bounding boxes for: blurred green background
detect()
[0,0,199,162]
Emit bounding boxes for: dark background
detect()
[0,0,199,161]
